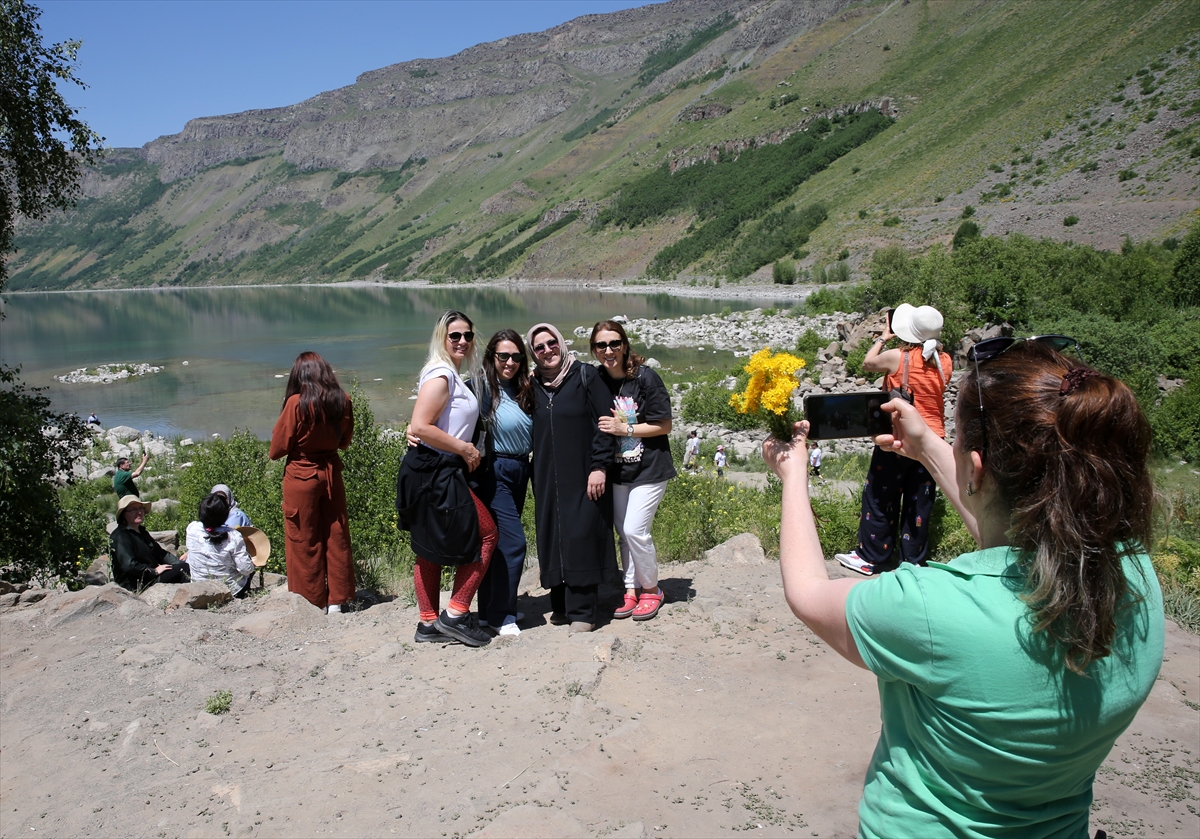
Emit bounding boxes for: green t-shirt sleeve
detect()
[846,568,936,689]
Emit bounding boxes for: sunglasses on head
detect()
[494,351,524,363]
[592,339,624,351]
[533,338,559,355]
[967,334,1083,459]
[447,331,474,343]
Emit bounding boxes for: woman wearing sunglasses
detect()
[403,310,497,647]
[835,304,952,576]
[591,319,676,621]
[526,322,618,634]
[763,337,1163,838]
[472,330,535,637]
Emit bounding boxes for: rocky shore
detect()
[56,362,164,384]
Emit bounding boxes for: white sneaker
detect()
[834,551,874,576]
[326,604,343,614]
[497,619,521,637]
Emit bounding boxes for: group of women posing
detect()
[399,310,676,646]
[264,310,676,642]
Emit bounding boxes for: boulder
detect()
[150,499,179,515]
[139,583,183,611]
[703,532,767,567]
[41,584,142,626]
[18,589,51,605]
[107,426,142,443]
[0,592,20,608]
[89,466,116,481]
[167,581,232,611]
[643,357,661,369]
[144,439,172,458]
[148,530,178,553]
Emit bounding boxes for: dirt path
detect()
[2,536,1197,838]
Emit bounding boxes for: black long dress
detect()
[531,362,617,589]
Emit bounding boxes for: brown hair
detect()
[956,341,1154,674]
[482,329,534,417]
[590,320,645,377]
[282,351,348,427]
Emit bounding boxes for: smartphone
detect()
[803,392,893,440]
[885,307,895,332]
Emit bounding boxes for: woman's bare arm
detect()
[410,376,480,470]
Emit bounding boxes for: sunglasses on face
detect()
[592,340,625,352]
[533,339,559,355]
[494,351,524,363]
[967,334,1082,458]
[447,331,475,343]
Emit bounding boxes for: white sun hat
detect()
[890,303,944,345]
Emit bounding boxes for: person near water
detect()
[110,495,190,590]
[762,337,1163,838]
[526,322,617,635]
[402,310,498,647]
[591,319,675,622]
[683,430,700,472]
[269,351,355,613]
[209,483,253,528]
[808,442,823,481]
[835,304,952,576]
[714,445,727,477]
[185,492,255,598]
[112,452,149,498]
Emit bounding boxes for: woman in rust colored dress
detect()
[269,351,355,612]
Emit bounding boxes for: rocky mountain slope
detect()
[8,0,1199,290]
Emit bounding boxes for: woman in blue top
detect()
[762,338,1163,838]
[473,329,535,637]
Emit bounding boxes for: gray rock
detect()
[150,499,179,515]
[167,581,232,611]
[0,592,20,608]
[704,532,767,567]
[148,530,178,553]
[89,466,116,480]
[107,426,142,443]
[42,584,142,627]
[179,438,194,447]
[643,357,661,369]
[18,589,50,604]
[139,584,183,611]
[144,439,172,458]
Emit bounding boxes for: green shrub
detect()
[1151,377,1200,462]
[882,215,902,227]
[952,220,981,249]
[1063,215,1080,227]
[205,690,232,715]
[804,284,868,315]
[795,328,826,356]
[844,340,869,378]
[680,383,762,430]
[1117,169,1137,182]
[773,257,797,285]
[653,473,780,562]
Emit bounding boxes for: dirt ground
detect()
[2,535,1197,839]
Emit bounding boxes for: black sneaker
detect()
[549,612,569,626]
[414,621,456,644]
[433,610,491,647]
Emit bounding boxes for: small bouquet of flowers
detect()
[728,348,806,441]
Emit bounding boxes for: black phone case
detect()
[803,392,892,440]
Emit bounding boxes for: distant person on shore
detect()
[210,483,253,528]
[527,322,617,635]
[683,430,700,472]
[113,452,149,498]
[110,495,190,591]
[714,445,726,477]
[86,411,100,426]
[762,339,1163,838]
[185,492,255,597]
[269,351,355,614]
[398,310,496,647]
[592,319,675,622]
[808,442,823,482]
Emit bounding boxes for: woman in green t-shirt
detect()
[762,337,1163,839]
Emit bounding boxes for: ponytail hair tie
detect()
[1060,367,1099,396]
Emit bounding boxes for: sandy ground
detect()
[2,537,1197,839]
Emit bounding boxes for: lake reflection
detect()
[1,285,775,439]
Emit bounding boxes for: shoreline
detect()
[2,276,822,303]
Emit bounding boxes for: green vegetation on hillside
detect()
[636,12,734,88]
[597,111,892,278]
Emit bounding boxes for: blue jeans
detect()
[475,455,531,625]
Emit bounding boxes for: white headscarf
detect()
[526,322,575,390]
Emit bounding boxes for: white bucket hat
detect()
[890,304,943,344]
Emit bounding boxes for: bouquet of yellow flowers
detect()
[729,348,806,441]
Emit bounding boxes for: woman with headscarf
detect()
[526,322,618,634]
[209,483,252,528]
[269,351,355,613]
[835,304,952,576]
[185,492,255,597]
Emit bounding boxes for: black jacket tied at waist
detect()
[395,444,481,566]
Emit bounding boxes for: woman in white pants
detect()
[591,320,676,621]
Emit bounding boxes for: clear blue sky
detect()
[38,0,655,149]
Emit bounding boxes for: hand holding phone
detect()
[803,392,892,440]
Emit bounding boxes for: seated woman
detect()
[110,495,190,591]
[185,492,255,598]
[762,338,1163,837]
[209,483,253,528]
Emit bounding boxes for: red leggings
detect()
[414,490,497,622]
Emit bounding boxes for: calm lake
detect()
[1,284,775,439]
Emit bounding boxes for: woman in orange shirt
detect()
[835,305,951,576]
[269,351,355,612]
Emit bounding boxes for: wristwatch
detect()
[627,423,635,437]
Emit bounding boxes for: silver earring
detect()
[966,482,975,497]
